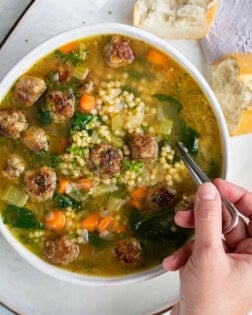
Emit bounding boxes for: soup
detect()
[0,35,222,276]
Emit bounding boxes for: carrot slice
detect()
[79,94,96,112]
[59,41,78,53]
[45,210,65,231]
[129,199,142,210]
[97,216,114,233]
[130,187,148,201]
[82,213,100,232]
[115,224,126,234]
[147,49,168,66]
[77,178,93,191]
[58,177,72,194]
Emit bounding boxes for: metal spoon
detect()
[176,141,239,234]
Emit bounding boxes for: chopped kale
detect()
[66,145,88,156]
[54,46,88,67]
[24,150,61,169]
[3,205,43,229]
[38,105,52,125]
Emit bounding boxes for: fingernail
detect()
[197,183,217,200]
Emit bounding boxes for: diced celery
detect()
[111,114,123,132]
[2,184,29,207]
[107,197,124,212]
[159,119,173,135]
[78,43,88,60]
[110,134,124,148]
[89,184,118,197]
[73,65,89,80]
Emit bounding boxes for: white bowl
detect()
[0,23,230,286]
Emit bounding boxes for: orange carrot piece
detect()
[147,49,168,66]
[82,213,100,232]
[58,177,71,194]
[130,187,148,201]
[59,41,78,53]
[79,94,96,112]
[97,216,114,233]
[115,224,126,234]
[77,178,93,191]
[129,199,142,210]
[45,210,65,231]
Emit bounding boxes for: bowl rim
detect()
[0,22,230,286]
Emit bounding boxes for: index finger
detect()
[213,178,252,219]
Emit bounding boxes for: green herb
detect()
[24,150,61,169]
[54,193,82,211]
[66,145,88,156]
[128,70,155,81]
[71,113,98,131]
[55,47,88,66]
[89,232,111,250]
[3,205,43,229]
[152,94,183,112]
[122,160,145,176]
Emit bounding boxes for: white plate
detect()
[0,0,251,314]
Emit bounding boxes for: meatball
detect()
[0,109,27,139]
[175,194,195,212]
[15,76,46,107]
[2,154,25,179]
[146,184,176,211]
[128,134,158,161]
[24,167,56,202]
[44,235,79,264]
[45,90,75,123]
[21,126,48,152]
[90,144,122,176]
[114,238,141,264]
[104,37,134,68]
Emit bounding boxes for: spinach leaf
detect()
[152,94,183,112]
[179,121,199,155]
[3,205,43,229]
[71,113,98,131]
[38,106,52,125]
[208,158,218,180]
[54,47,87,67]
[54,193,82,211]
[88,232,111,250]
[129,209,175,241]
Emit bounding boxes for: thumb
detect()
[194,183,224,253]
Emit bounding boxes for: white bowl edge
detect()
[0,22,230,286]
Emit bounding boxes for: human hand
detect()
[163,180,252,315]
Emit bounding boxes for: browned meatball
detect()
[21,126,48,152]
[44,235,79,264]
[128,134,158,161]
[90,144,122,176]
[175,194,195,212]
[0,109,27,139]
[24,167,56,202]
[2,154,25,179]
[15,76,46,107]
[146,184,176,211]
[104,37,134,68]
[114,238,141,263]
[46,90,75,123]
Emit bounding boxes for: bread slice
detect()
[133,0,218,39]
[211,54,252,135]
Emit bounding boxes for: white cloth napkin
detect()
[200,0,252,63]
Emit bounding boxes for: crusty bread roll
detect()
[211,54,252,136]
[133,0,218,39]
